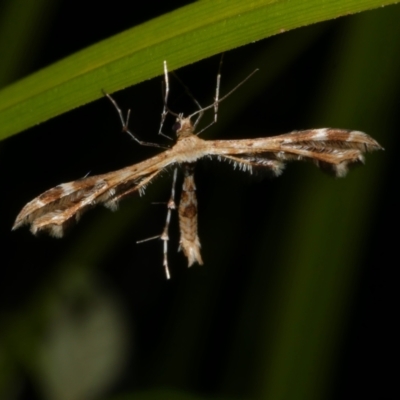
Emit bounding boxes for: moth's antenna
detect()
[103,91,164,148]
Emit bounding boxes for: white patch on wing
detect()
[33,199,46,207]
[347,130,366,142]
[58,182,78,195]
[312,129,329,140]
[282,138,293,144]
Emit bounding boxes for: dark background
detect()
[0,1,397,400]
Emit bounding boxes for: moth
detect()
[13,61,383,278]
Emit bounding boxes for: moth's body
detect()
[178,163,202,266]
[12,62,383,277]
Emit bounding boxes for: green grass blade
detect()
[0,0,397,140]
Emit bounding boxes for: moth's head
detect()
[173,115,194,138]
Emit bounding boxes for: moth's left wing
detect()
[208,129,383,177]
[13,151,175,237]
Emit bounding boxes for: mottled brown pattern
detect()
[12,59,384,277]
[181,204,197,218]
[38,186,65,201]
[13,115,382,274]
[178,163,203,266]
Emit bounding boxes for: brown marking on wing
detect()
[207,129,383,178]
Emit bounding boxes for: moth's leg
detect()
[135,168,177,279]
[158,61,174,140]
[213,54,223,123]
[103,91,165,148]
[160,168,178,279]
[194,55,223,134]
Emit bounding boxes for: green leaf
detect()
[0,0,398,141]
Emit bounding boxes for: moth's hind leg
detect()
[160,168,178,279]
[136,168,178,279]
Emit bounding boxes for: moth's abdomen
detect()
[178,164,203,266]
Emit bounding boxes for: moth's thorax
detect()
[175,116,195,138]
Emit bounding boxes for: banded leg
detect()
[160,168,178,279]
[158,61,173,140]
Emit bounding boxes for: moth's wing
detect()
[271,128,383,177]
[13,154,173,237]
[217,154,286,176]
[209,129,383,177]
